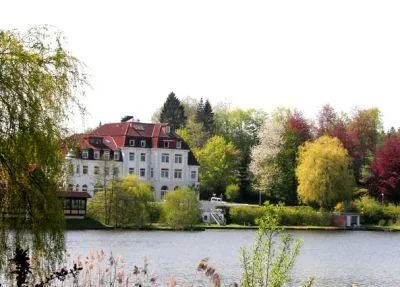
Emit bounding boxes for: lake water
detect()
[66,229,400,286]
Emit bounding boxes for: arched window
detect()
[161,185,169,199]
[82,184,88,192]
[75,184,80,192]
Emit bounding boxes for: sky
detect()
[1,0,400,132]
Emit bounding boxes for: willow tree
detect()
[296,136,354,209]
[0,27,86,271]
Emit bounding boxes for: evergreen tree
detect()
[159,92,187,129]
[203,99,215,134]
[195,98,205,123]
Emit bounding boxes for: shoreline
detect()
[66,219,400,232]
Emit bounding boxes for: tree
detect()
[87,175,154,228]
[176,118,209,149]
[226,184,240,202]
[159,92,187,129]
[162,187,200,229]
[0,27,86,268]
[296,136,354,209]
[316,104,338,136]
[369,135,400,203]
[250,118,285,199]
[196,136,240,197]
[214,108,266,199]
[195,98,205,123]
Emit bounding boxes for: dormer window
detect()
[103,151,110,160]
[141,140,146,148]
[94,150,100,160]
[129,139,135,147]
[164,141,169,148]
[82,150,88,159]
[176,141,182,149]
[114,151,120,161]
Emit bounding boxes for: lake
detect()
[66,229,400,286]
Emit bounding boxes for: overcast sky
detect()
[2,0,400,131]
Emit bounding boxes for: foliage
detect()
[159,92,187,129]
[196,136,240,197]
[368,134,400,203]
[354,196,383,224]
[250,117,285,198]
[229,206,264,225]
[176,118,209,149]
[278,206,330,226]
[148,202,163,224]
[87,175,154,228]
[0,27,86,270]
[226,184,240,202]
[162,187,200,229]
[214,108,266,198]
[240,203,312,287]
[196,99,215,134]
[296,136,354,209]
[382,204,400,224]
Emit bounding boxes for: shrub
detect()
[229,205,264,225]
[225,184,240,202]
[354,196,383,224]
[163,188,201,229]
[148,202,163,224]
[383,204,400,224]
[279,206,330,226]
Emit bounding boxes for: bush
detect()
[354,196,383,224]
[279,206,330,226]
[225,184,240,202]
[163,188,201,229]
[383,204,400,224]
[148,202,163,224]
[229,205,264,225]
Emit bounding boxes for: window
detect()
[83,165,88,174]
[104,167,109,176]
[141,140,146,147]
[64,199,71,209]
[150,168,154,178]
[140,153,146,162]
[82,150,88,159]
[72,199,85,210]
[140,168,146,177]
[129,168,135,175]
[175,154,182,164]
[161,153,169,163]
[76,165,80,174]
[176,141,182,149]
[68,184,73,192]
[191,171,197,180]
[166,126,171,134]
[75,184,80,191]
[94,150,100,160]
[129,152,135,161]
[82,184,88,192]
[94,166,99,175]
[114,151,120,161]
[113,167,119,176]
[164,141,169,148]
[129,139,135,147]
[103,151,110,160]
[161,168,169,178]
[174,169,182,179]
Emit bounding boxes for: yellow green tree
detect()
[162,187,200,229]
[296,136,354,209]
[195,136,240,198]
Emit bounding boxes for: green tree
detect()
[159,92,187,129]
[176,118,209,149]
[226,184,240,202]
[214,108,266,199]
[0,27,86,268]
[162,187,200,229]
[296,136,354,209]
[196,136,240,197]
[87,175,154,228]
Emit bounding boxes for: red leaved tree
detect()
[369,134,400,203]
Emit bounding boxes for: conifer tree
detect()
[159,92,187,129]
[195,98,205,123]
[203,99,215,134]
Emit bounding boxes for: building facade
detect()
[66,121,200,200]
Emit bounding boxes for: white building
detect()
[66,121,200,200]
